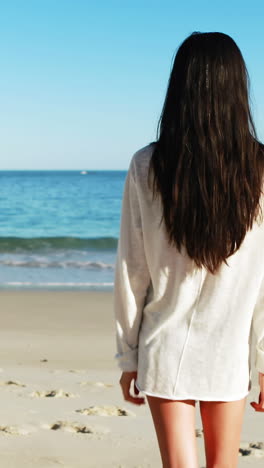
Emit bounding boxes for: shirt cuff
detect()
[255,345,264,373]
[114,348,138,372]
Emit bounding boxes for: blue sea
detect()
[0,170,127,290]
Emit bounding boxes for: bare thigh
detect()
[146,395,199,468]
[199,397,247,467]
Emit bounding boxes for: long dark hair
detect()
[149,31,264,274]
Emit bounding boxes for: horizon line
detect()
[0,168,128,171]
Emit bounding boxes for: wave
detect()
[0,259,114,270]
[0,236,118,252]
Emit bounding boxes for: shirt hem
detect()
[135,380,250,402]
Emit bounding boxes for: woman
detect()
[114,32,264,467]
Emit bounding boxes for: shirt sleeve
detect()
[113,157,151,372]
[252,275,264,373]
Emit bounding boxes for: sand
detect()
[0,290,263,467]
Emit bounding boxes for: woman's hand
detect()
[250,372,264,412]
[119,371,146,406]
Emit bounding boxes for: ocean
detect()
[0,170,127,290]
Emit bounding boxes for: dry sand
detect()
[0,290,263,467]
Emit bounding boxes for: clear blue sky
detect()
[0,0,263,170]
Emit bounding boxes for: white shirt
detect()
[113,143,264,401]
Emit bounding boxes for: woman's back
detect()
[115,142,264,400]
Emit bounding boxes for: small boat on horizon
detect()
[80,170,87,175]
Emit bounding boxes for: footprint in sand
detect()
[50,369,87,375]
[42,420,110,436]
[31,457,64,466]
[0,380,26,387]
[0,424,36,436]
[239,442,264,458]
[79,381,114,388]
[30,389,77,398]
[75,405,136,417]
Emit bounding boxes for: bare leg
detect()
[199,397,247,467]
[146,395,199,468]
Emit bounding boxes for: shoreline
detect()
[0,284,114,292]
